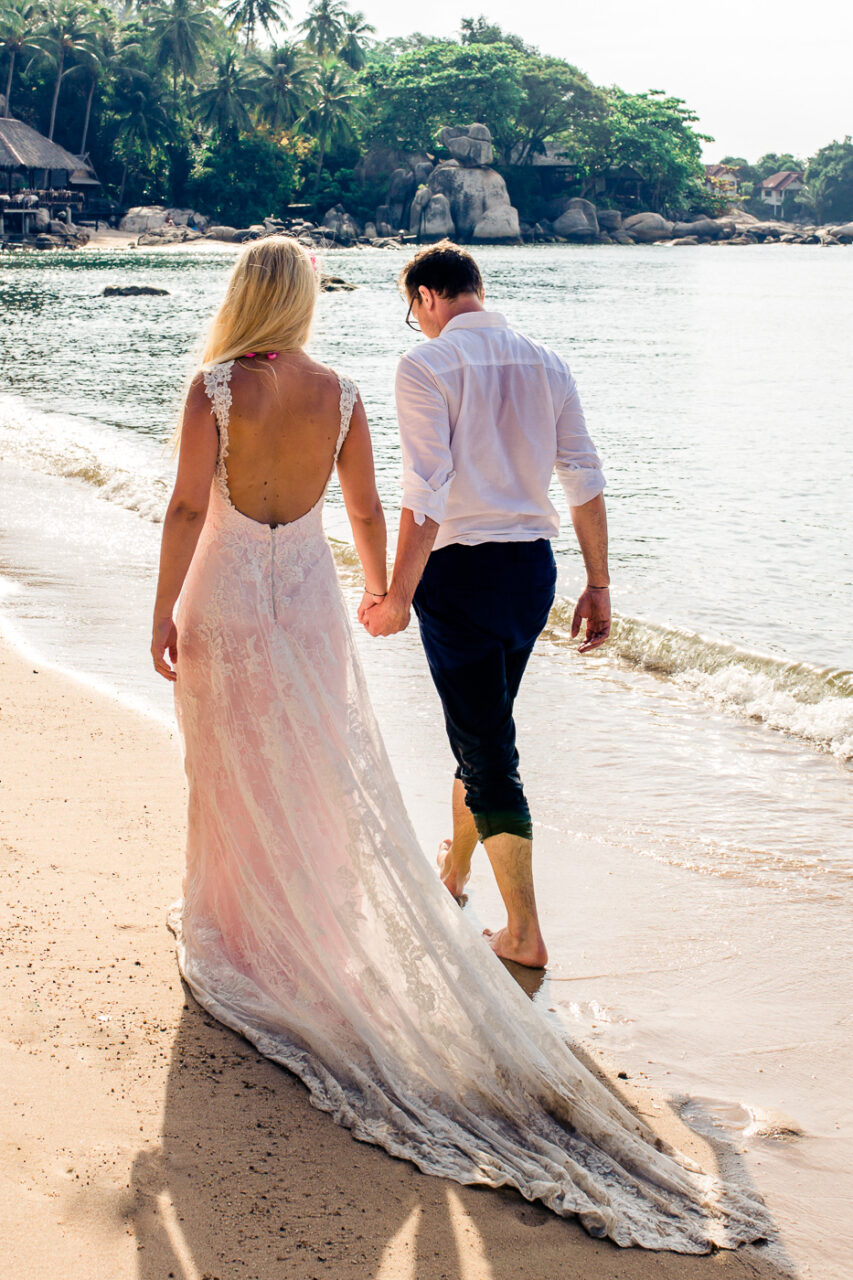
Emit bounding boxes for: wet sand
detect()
[0,639,788,1280]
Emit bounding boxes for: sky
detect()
[290,0,852,162]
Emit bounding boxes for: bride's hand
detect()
[357,591,380,624]
[151,616,178,682]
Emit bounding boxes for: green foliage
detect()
[459,15,535,54]
[805,137,853,222]
[2,0,843,228]
[583,88,711,215]
[187,128,299,222]
[361,41,526,158]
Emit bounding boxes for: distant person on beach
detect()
[362,241,610,968]
[149,235,767,1251]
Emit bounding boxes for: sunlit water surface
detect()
[1,242,851,1276]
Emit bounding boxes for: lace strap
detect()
[202,361,234,467]
[334,374,358,460]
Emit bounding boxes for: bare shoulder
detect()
[184,371,215,417]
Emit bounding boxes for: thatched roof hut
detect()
[0,117,81,175]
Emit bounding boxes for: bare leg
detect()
[437,778,478,900]
[482,832,548,968]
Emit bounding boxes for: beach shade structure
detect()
[0,118,100,238]
[0,117,82,188]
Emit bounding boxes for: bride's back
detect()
[222,353,344,527]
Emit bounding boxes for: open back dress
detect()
[170,359,769,1252]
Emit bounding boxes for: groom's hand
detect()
[364,593,411,637]
[571,586,611,654]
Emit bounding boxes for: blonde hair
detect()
[174,236,319,447]
[202,235,319,366]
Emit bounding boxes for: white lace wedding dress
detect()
[170,360,769,1252]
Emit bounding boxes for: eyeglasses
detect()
[404,298,421,332]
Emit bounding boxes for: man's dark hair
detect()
[399,240,483,302]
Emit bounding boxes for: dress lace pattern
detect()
[171,362,770,1252]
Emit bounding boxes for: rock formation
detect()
[401,125,520,243]
[119,206,208,234]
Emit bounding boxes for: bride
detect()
[151,236,767,1252]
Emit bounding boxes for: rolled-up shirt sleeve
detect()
[555,369,606,508]
[395,354,456,526]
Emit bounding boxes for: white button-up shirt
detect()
[395,310,605,551]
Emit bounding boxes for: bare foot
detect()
[483,926,548,969]
[437,838,470,904]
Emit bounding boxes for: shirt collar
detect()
[441,310,508,335]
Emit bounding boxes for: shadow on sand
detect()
[129,982,799,1280]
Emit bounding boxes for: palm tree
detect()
[28,0,99,139]
[337,9,372,71]
[221,0,289,49]
[113,69,173,202]
[195,47,256,137]
[298,0,345,57]
[147,0,214,104]
[0,0,44,117]
[251,40,315,130]
[298,57,362,192]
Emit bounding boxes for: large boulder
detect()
[438,123,494,168]
[622,212,674,242]
[425,162,516,238]
[387,168,416,225]
[205,225,240,242]
[321,205,361,244]
[473,205,520,241]
[419,193,455,239]
[137,226,202,246]
[413,160,434,186]
[552,198,599,239]
[670,217,721,239]
[119,205,204,233]
[597,209,622,231]
[120,205,167,233]
[832,221,853,242]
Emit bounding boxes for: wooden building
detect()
[0,117,100,240]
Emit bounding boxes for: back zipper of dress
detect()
[269,524,277,621]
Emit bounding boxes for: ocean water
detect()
[1,241,851,1276]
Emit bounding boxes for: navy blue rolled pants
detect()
[413,539,557,842]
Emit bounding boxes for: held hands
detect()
[360,589,411,637]
[151,615,178,681]
[571,585,611,654]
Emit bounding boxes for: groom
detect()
[363,242,610,968]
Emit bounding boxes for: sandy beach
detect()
[0,636,791,1280]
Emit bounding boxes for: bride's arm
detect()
[335,395,388,618]
[151,378,218,681]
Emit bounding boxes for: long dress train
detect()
[170,361,770,1252]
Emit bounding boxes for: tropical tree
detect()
[805,137,853,222]
[584,88,710,213]
[195,47,256,138]
[28,0,100,139]
[298,56,361,191]
[113,69,174,201]
[147,0,214,103]
[221,0,289,49]
[299,0,345,57]
[0,0,44,118]
[251,40,315,130]
[361,41,525,158]
[338,9,372,70]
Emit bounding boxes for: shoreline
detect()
[0,635,788,1279]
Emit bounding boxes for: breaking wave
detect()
[3,394,851,760]
[0,394,171,523]
[547,603,853,761]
